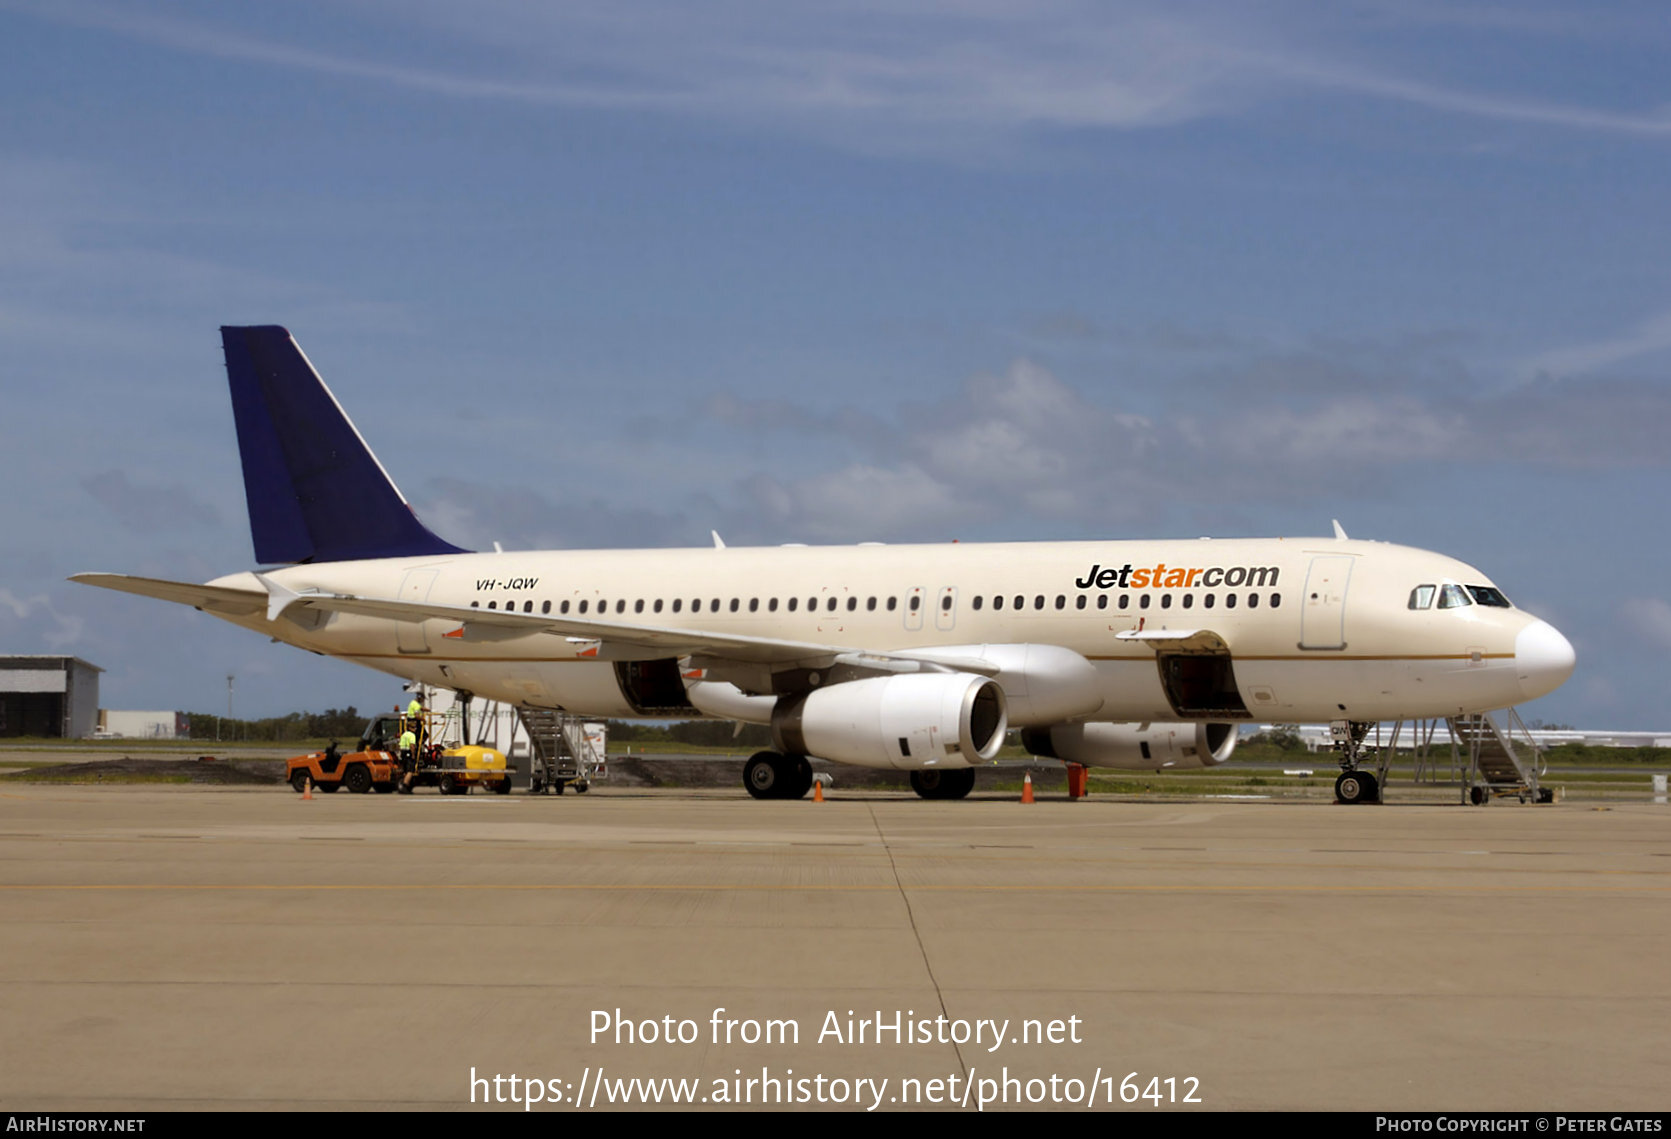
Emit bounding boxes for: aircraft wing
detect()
[72,572,997,676]
[289,589,997,673]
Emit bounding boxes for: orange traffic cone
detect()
[813,779,824,803]
[302,776,314,801]
[1021,771,1034,804]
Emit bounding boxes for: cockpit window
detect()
[1467,585,1512,608]
[1437,584,1472,609]
[1408,585,1435,610]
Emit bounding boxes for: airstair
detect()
[514,707,606,794]
[1447,708,1549,804]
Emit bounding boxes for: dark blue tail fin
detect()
[221,325,468,565]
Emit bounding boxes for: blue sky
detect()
[0,1,1667,726]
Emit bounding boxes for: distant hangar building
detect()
[0,656,101,739]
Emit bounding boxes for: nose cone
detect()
[1516,620,1576,701]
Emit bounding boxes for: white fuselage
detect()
[208,536,1572,726]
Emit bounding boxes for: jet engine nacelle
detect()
[772,673,1008,770]
[1021,721,1238,770]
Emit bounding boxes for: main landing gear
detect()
[909,768,975,801]
[742,751,814,800]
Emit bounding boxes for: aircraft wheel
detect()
[786,756,813,800]
[344,764,372,794]
[1334,772,1366,805]
[910,770,946,800]
[942,768,976,800]
[744,752,784,800]
[290,770,311,794]
[1355,771,1380,804]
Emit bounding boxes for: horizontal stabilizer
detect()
[221,326,467,565]
[69,573,266,617]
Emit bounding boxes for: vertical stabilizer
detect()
[220,325,467,565]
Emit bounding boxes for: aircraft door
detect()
[396,569,439,654]
[1299,556,1353,650]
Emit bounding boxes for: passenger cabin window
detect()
[887,597,898,611]
[972,596,983,611]
[1409,585,1436,610]
[749,598,759,612]
[867,597,877,611]
[1467,585,1512,608]
[542,600,551,614]
[909,596,921,612]
[1438,584,1472,609]
[561,601,570,614]
[635,600,645,613]
[848,597,858,611]
[788,597,798,612]
[828,597,838,612]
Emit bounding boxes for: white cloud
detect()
[1619,598,1671,651]
[1520,308,1671,381]
[0,588,87,650]
[17,0,1671,159]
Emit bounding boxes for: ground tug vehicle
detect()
[286,710,511,795]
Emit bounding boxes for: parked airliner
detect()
[74,327,1575,802]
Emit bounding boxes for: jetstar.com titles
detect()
[1073,563,1281,591]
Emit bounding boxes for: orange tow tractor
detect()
[285,740,403,794]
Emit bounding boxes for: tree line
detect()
[184,707,369,742]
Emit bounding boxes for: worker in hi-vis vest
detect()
[397,725,419,793]
[398,691,425,794]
